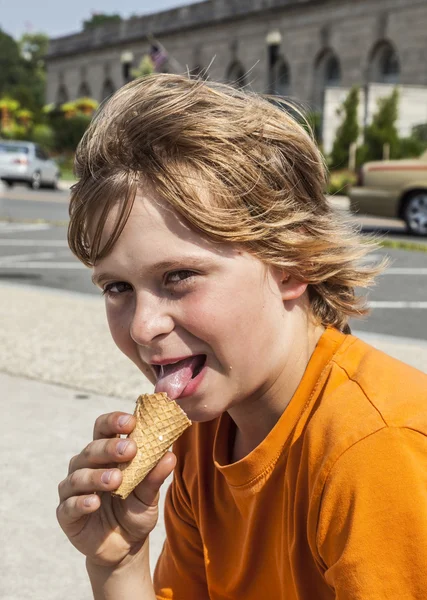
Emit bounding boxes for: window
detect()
[225,61,247,88]
[313,49,342,110]
[57,84,69,105]
[78,82,91,98]
[325,55,341,86]
[0,144,29,154]
[369,41,400,84]
[274,60,291,97]
[102,79,115,100]
[35,146,48,160]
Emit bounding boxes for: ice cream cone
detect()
[112,392,192,500]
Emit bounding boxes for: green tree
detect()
[0,29,25,96]
[16,32,49,112]
[361,88,399,162]
[330,86,359,169]
[83,13,122,30]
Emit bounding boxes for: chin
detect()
[177,398,224,423]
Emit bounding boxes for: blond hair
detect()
[69,73,384,332]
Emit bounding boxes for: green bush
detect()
[52,113,92,152]
[329,86,359,170]
[54,153,76,180]
[395,136,427,159]
[412,123,427,142]
[30,123,55,150]
[327,169,357,196]
[0,122,27,140]
[362,88,399,162]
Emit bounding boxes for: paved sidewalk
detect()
[1,281,426,599]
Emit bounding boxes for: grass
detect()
[380,239,427,253]
[59,166,76,182]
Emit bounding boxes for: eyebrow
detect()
[91,257,217,287]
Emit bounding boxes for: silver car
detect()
[0,140,60,190]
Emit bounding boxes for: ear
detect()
[272,269,308,301]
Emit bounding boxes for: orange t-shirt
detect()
[154,327,427,599]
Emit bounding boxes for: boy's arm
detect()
[86,539,156,600]
[317,427,427,599]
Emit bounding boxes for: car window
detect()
[0,144,29,154]
[35,146,47,160]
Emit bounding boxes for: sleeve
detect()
[317,427,427,599]
[153,468,210,600]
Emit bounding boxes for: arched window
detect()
[313,49,342,110]
[225,61,247,88]
[189,65,206,80]
[102,79,115,100]
[56,84,69,105]
[274,59,291,97]
[78,81,91,98]
[369,41,400,84]
[325,55,341,86]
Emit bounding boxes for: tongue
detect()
[155,356,202,400]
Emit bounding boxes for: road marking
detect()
[0,252,56,264]
[0,239,68,246]
[0,223,51,233]
[383,268,427,275]
[369,301,427,309]
[0,261,86,269]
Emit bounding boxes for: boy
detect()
[57,74,427,599]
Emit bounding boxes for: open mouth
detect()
[153,354,207,399]
[152,354,206,379]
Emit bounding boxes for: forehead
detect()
[96,188,235,267]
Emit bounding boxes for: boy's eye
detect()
[165,270,197,285]
[102,281,132,296]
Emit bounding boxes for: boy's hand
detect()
[56,411,176,569]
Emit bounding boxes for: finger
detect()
[133,451,177,507]
[68,436,137,474]
[58,467,123,503]
[93,412,136,441]
[57,493,101,533]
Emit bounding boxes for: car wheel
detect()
[2,180,13,188]
[29,171,42,190]
[403,191,427,236]
[48,173,60,190]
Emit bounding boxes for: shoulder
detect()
[311,333,427,439]
[303,334,427,497]
[332,334,427,430]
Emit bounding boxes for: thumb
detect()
[133,451,177,507]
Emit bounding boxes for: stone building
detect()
[45,0,427,118]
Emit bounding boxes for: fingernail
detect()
[118,415,132,428]
[117,440,129,455]
[101,470,113,484]
[84,496,96,507]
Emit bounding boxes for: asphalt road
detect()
[0,186,69,222]
[0,186,426,340]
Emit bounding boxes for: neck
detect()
[228,319,325,463]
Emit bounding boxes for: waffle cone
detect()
[112,392,192,500]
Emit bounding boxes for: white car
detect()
[0,140,60,190]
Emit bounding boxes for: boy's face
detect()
[92,189,308,422]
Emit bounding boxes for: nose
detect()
[130,292,175,346]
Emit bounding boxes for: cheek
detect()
[180,283,272,353]
[106,303,135,359]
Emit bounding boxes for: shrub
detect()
[362,88,399,162]
[326,169,357,196]
[329,86,359,170]
[31,123,56,150]
[53,113,92,152]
